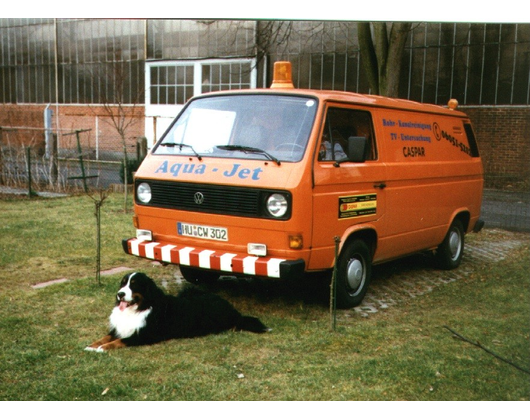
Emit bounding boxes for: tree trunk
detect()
[383,22,412,98]
[358,22,411,98]
[358,22,379,94]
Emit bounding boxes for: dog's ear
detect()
[136,272,150,281]
[134,272,154,287]
[143,274,166,299]
[120,274,130,286]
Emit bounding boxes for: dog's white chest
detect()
[109,306,152,339]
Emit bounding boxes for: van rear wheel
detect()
[435,219,464,270]
[335,239,372,309]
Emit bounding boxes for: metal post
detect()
[64,129,94,193]
[0,128,3,184]
[49,133,58,186]
[95,115,99,160]
[152,116,157,146]
[75,130,89,193]
[26,147,35,197]
[137,136,147,161]
[44,105,53,159]
[330,236,340,331]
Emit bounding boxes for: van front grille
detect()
[136,179,265,218]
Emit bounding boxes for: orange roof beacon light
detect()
[270,61,295,89]
[447,98,459,110]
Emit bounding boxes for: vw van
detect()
[123,61,484,308]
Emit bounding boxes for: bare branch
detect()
[444,326,530,376]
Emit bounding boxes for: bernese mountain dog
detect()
[85,272,268,352]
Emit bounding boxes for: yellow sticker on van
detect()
[339,194,377,219]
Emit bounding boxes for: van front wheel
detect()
[435,219,464,270]
[335,239,372,309]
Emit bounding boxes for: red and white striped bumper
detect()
[122,238,305,280]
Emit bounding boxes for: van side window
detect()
[318,108,377,161]
[463,123,480,157]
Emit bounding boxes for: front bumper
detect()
[122,238,305,280]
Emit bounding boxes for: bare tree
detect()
[87,188,109,286]
[255,21,295,63]
[251,21,412,98]
[357,22,412,97]
[90,54,144,212]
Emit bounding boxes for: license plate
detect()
[177,222,228,242]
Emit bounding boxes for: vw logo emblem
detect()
[194,192,204,205]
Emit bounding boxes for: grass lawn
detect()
[0,193,529,401]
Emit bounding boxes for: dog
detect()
[85,272,269,352]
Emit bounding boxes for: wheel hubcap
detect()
[346,257,364,292]
[448,230,461,260]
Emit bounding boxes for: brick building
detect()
[1,19,529,189]
[464,107,529,189]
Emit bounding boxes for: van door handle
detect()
[374,182,387,189]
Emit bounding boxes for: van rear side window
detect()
[464,123,480,157]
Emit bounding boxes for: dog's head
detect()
[116,272,162,312]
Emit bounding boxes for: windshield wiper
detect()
[216,145,281,166]
[160,143,202,162]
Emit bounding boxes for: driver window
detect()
[318,108,377,161]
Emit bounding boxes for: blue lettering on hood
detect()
[154,161,264,181]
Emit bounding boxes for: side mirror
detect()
[336,136,368,165]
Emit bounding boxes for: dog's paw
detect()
[84,345,106,353]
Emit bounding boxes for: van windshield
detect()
[153,94,318,163]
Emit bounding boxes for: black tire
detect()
[435,219,465,270]
[335,239,372,309]
[179,266,219,284]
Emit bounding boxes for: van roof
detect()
[198,88,468,118]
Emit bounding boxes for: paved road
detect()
[349,191,529,317]
[351,228,529,317]
[1,158,122,191]
[481,189,530,233]
[0,185,68,198]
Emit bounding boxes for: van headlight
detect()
[137,182,152,204]
[266,193,289,218]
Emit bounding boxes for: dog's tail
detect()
[236,316,269,333]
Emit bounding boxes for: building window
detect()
[144,58,257,145]
[149,64,194,105]
[146,59,257,106]
[201,62,254,94]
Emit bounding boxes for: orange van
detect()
[123,61,484,308]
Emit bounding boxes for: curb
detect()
[32,266,133,289]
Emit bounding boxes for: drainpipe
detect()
[44,104,53,159]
